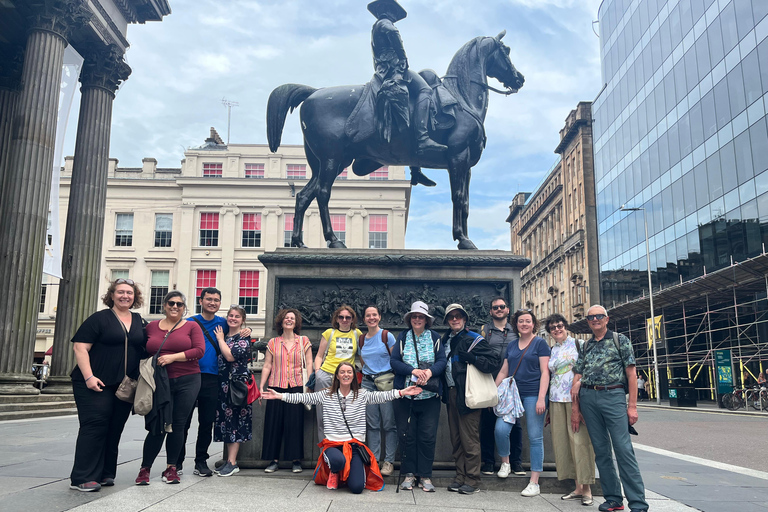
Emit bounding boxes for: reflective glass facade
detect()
[593,0,768,305]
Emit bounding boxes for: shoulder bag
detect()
[134,318,182,415]
[112,310,138,403]
[464,334,499,409]
[359,330,394,391]
[299,336,312,410]
[410,330,440,393]
[226,334,251,408]
[338,393,371,465]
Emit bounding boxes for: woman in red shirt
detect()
[135,291,205,485]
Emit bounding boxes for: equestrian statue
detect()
[267,0,525,249]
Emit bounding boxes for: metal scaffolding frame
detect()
[572,251,768,401]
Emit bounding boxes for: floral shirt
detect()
[548,336,579,403]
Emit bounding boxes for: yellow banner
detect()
[646,315,662,349]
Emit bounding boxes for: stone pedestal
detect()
[47,46,130,393]
[236,248,557,469]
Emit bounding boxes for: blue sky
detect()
[63,0,604,250]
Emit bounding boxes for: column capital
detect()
[26,0,93,41]
[0,43,24,92]
[79,44,131,95]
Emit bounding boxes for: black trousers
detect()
[177,372,219,466]
[70,379,132,485]
[324,446,365,494]
[480,406,522,465]
[393,396,441,478]
[261,385,304,462]
[142,373,200,468]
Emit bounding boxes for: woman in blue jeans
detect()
[359,305,398,476]
[494,309,550,497]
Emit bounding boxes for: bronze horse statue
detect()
[267,31,524,249]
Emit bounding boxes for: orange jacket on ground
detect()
[313,438,384,491]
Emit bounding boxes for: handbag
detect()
[410,330,440,393]
[134,318,182,415]
[228,373,248,407]
[464,335,499,409]
[246,373,260,404]
[338,394,371,465]
[112,310,137,403]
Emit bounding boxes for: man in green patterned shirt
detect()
[571,305,647,512]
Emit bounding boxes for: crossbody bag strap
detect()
[510,338,534,380]
[111,309,130,376]
[192,317,221,356]
[337,393,358,441]
[155,318,184,360]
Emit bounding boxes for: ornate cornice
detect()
[259,249,530,268]
[0,43,25,92]
[27,0,93,41]
[78,44,131,94]
[89,0,130,49]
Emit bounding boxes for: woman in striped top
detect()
[260,309,313,474]
[262,362,422,493]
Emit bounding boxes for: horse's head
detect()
[486,30,525,92]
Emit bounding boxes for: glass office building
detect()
[592,0,768,395]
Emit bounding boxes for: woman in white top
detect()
[262,362,421,493]
[545,313,595,506]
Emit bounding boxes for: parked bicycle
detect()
[722,386,767,411]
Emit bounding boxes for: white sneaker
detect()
[521,482,540,497]
[497,462,511,478]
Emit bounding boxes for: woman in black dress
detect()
[69,279,146,491]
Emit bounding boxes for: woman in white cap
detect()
[390,301,446,492]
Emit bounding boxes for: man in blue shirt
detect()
[176,287,227,477]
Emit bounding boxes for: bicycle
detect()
[722,387,746,410]
[722,386,767,411]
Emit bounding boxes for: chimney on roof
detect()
[206,127,225,145]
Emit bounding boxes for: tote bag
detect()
[464,335,498,409]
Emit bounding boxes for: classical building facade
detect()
[591,0,768,398]
[37,131,411,350]
[0,0,170,394]
[507,102,600,322]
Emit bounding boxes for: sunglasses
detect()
[549,323,566,330]
[492,304,508,311]
[166,300,185,308]
[447,314,464,321]
[115,278,134,285]
[338,315,353,321]
[517,308,533,313]
[587,314,607,321]
[229,304,244,309]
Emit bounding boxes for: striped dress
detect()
[282,388,402,442]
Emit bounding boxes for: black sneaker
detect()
[194,461,213,477]
[99,477,114,487]
[598,500,625,511]
[511,462,525,475]
[176,463,183,476]
[458,484,480,494]
[481,462,495,475]
[447,481,463,492]
[292,461,302,473]
[264,461,279,473]
[70,481,101,492]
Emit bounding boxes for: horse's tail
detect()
[267,84,317,152]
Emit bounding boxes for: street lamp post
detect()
[621,205,661,405]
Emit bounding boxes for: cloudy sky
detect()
[63,0,604,250]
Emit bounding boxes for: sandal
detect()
[561,492,583,500]
[582,495,594,506]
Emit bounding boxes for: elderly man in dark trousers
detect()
[571,305,648,512]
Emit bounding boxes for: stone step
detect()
[0,401,76,412]
[0,394,74,404]
[0,408,77,422]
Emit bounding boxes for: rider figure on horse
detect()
[368,0,447,163]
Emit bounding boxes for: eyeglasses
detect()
[115,278,134,285]
[338,315,353,321]
[587,314,607,321]
[410,314,426,320]
[447,314,464,321]
[166,300,185,308]
[491,304,508,311]
[549,323,566,330]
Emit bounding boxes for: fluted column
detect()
[0,0,91,394]
[0,44,24,215]
[46,45,131,392]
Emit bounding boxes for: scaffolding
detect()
[572,250,768,401]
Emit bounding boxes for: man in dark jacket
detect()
[442,303,500,495]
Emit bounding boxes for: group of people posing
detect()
[67,280,648,512]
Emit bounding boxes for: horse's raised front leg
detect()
[448,149,477,250]
[317,158,347,248]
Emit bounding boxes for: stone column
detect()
[46,45,131,393]
[0,0,91,394]
[0,44,24,214]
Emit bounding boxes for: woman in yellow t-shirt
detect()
[313,304,362,439]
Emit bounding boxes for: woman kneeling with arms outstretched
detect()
[262,362,421,493]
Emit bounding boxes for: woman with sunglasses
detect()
[494,309,550,497]
[544,313,595,506]
[211,305,253,477]
[313,305,363,439]
[136,291,205,485]
[69,278,147,492]
[262,362,422,493]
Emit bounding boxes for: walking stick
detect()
[395,396,414,493]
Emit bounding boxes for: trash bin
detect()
[668,377,697,407]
